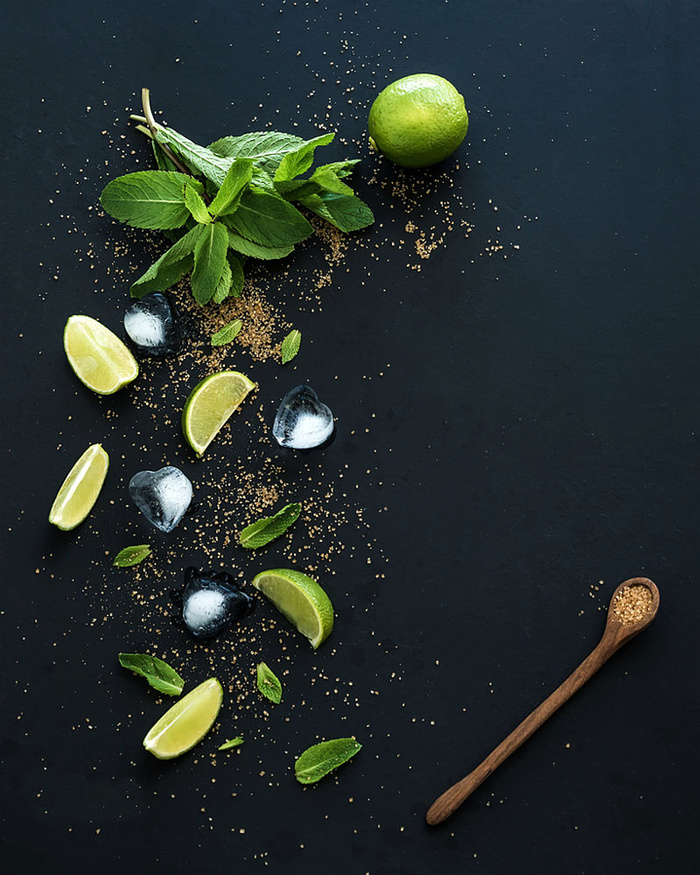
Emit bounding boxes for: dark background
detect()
[2,1,698,873]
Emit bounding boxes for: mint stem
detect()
[138,88,190,176]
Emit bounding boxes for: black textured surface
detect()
[2,2,698,873]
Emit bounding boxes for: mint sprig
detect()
[100,88,374,306]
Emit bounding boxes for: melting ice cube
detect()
[123,293,182,357]
[128,466,193,533]
[174,568,255,640]
[272,385,334,449]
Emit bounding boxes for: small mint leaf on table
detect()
[256,662,283,704]
[113,544,151,567]
[211,319,242,347]
[280,329,301,364]
[294,738,362,784]
[100,171,191,230]
[218,737,244,751]
[239,502,302,549]
[118,653,184,696]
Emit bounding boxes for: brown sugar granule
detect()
[612,584,653,625]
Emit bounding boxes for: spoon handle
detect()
[426,637,618,826]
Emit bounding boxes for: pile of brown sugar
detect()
[612,584,654,625]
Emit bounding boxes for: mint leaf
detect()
[211,319,242,347]
[212,256,232,303]
[274,133,335,182]
[130,225,200,297]
[184,180,212,224]
[218,736,244,750]
[228,252,245,297]
[208,131,305,172]
[238,502,302,549]
[155,127,233,186]
[300,193,374,233]
[100,171,190,230]
[314,159,361,178]
[280,329,301,363]
[294,738,362,784]
[309,167,354,197]
[191,222,229,305]
[223,224,295,260]
[256,662,283,704]
[113,544,151,567]
[227,190,314,247]
[118,653,184,696]
[208,158,254,216]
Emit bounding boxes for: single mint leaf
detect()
[226,190,313,247]
[212,256,232,303]
[208,131,306,172]
[113,544,151,567]
[300,193,374,233]
[218,737,244,750]
[118,653,184,697]
[208,158,254,216]
[130,225,201,297]
[309,167,355,197]
[228,252,245,297]
[211,319,242,347]
[184,180,212,224]
[294,738,362,784]
[191,222,229,305]
[274,133,335,182]
[100,171,190,230]
[256,662,283,705]
[238,502,302,549]
[280,329,301,364]
[223,224,295,260]
[155,127,233,187]
[314,159,361,179]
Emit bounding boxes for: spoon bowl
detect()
[426,577,660,826]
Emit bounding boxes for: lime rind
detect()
[48,443,109,531]
[143,677,223,760]
[252,568,334,649]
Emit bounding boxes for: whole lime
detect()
[368,73,469,168]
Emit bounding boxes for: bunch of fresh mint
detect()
[100,89,374,305]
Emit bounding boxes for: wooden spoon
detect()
[426,577,660,826]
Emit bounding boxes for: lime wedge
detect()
[252,568,334,649]
[182,370,255,457]
[63,315,138,395]
[143,677,223,760]
[48,443,109,531]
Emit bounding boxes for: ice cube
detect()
[128,466,193,532]
[272,385,334,449]
[176,568,255,640]
[123,293,182,357]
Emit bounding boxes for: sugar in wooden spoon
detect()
[426,577,660,826]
